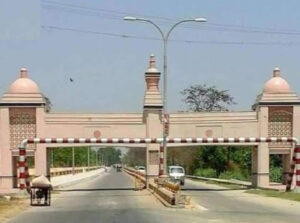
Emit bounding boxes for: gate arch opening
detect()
[18,137,300,193]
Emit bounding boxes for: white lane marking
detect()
[195,204,208,211]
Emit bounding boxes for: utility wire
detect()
[42,0,174,21]
[41,25,161,40]
[41,25,300,46]
[42,0,300,35]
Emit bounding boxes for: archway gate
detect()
[18,137,300,193]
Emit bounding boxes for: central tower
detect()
[143,55,163,178]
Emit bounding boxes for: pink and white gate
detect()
[18,137,300,193]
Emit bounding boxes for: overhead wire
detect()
[42,0,174,21]
[41,0,300,46]
[41,25,300,46]
[41,0,300,36]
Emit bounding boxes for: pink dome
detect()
[263,68,291,94]
[8,68,40,94]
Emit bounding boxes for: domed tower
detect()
[252,68,300,187]
[0,68,48,190]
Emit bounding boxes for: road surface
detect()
[8,169,300,223]
[182,178,300,222]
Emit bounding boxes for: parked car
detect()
[136,166,146,174]
[168,166,185,185]
[116,164,122,172]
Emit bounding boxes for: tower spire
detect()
[273,67,280,77]
[143,54,162,109]
[146,54,159,73]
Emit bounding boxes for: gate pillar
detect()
[0,108,13,190]
[143,55,163,178]
[252,143,270,187]
[252,67,300,188]
[145,110,162,177]
[0,68,48,191]
[257,143,270,187]
[282,154,292,184]
[34,107,50,178]
[256,106,270,187]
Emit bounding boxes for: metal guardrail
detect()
[29,166,102,177]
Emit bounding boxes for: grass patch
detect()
[0,196,29,222]
[189,178,247,190]
[246,189,300,202]
[205,180,248,190]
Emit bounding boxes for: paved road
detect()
[8,170,300,223]
[182,178,300,223]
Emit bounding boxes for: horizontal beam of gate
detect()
[18,137,300,193]
[19,137,298,147]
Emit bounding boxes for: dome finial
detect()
[20,68,28,78]
[273,67,280,77]
[149,54,156,69]
[145,54,159,73]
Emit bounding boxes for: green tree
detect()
[193,146,227,175]
[122,148,146,167]
[178,84,252,180]
[99,147,121,166]
[181,84,235,112]
[51,146,121,167]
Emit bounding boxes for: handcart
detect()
[30,175,52,206]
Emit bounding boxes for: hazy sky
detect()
[1,0,300,112]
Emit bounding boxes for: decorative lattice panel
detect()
[268,107,293,147]
[9,108,36,150]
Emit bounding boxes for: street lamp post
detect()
[124,16,206,175]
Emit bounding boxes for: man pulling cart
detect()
[30,175,52,206]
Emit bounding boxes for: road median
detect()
[123,167,188,207]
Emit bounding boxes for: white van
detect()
[168,166,185,185]
[137,166,146,174]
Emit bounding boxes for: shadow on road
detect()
[54,187,135,192]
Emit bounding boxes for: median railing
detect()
[123,166,187,206]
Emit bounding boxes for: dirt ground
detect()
[0,197,29,223]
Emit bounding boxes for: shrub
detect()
[270,166,282,183]
[194,168,217,178]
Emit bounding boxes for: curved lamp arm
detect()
[135,18,165,41]
[166,18,207,41]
